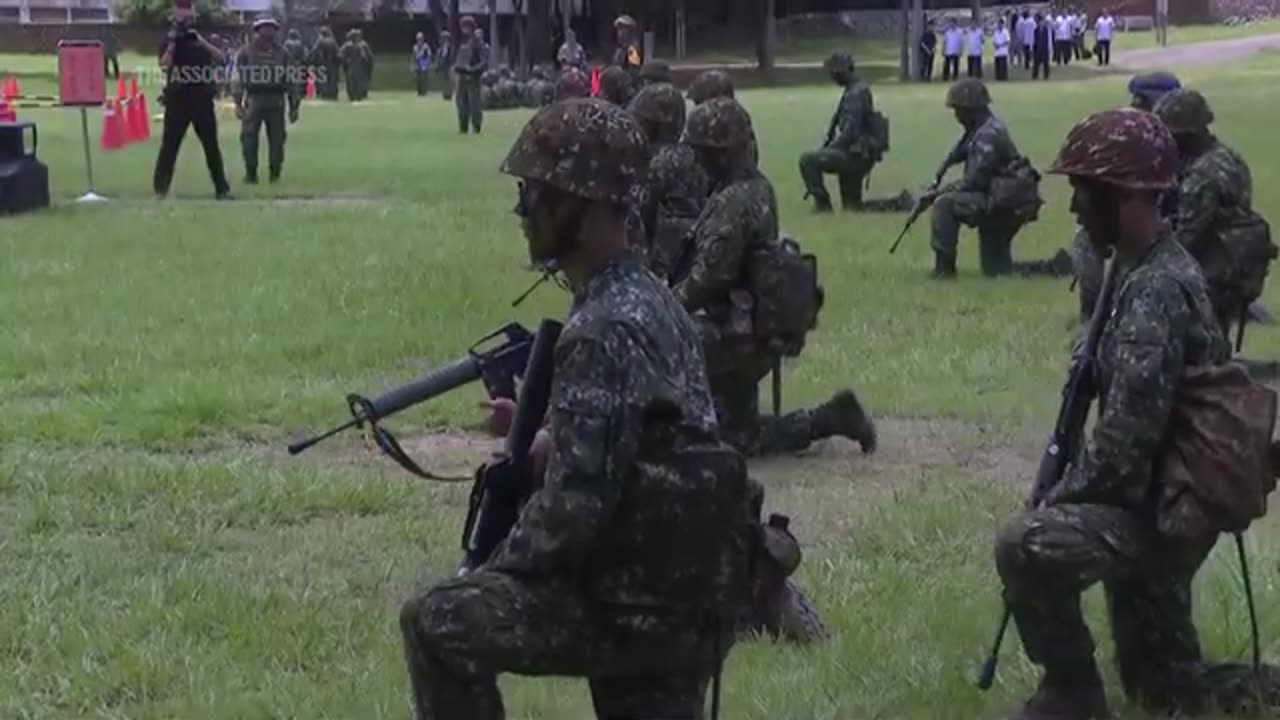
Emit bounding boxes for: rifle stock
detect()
[459,318,563,573]
[889,188,935,255]
[975,258,1117,689]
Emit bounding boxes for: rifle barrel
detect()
[366,355,483,419]
[288,416,361,455]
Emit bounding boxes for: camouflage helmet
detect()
[553,68,590,101]
[628,82,687,137]
[1153,88,1215,135]
[598,66,634,106]
[687,69,735,105]
[1049,108,1179,190]
[287,28,301,39]
[500,98,649,205]
[639,60,672,85]
[824,51,855,75]
[684,97,754,149]
[946,78,991,108]
[1128,70,1180,107]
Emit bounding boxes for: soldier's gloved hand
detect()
[479,397,516,437]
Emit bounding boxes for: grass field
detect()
[4,39,1280,720]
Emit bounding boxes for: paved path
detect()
[1112,33,1280,69]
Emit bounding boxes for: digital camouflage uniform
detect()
[399,100,741,719]
[553,68,590,101]
[598,66,635,107]
[453,19,488,133]
[308,27,341,100]
[282,28,306,100]
[339,29,372,101]
[799,52,910,213]
[638,60,671,87]
[673,98,877,460]
[997,108,1280,720]
[930,79,1039,277]
[627,83,710,282]
[235,19,301,184]
[1069,71,1182,322]
[437,32,454,101]
[687,70,734,105]
[1157,89,1266,340]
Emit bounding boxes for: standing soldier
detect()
[355,29,374,97]
[235,15,300,185]
[1155,88,1277,344]
[799,52,911,213]
[282,28,307,104]
[309,27,341,100]
[673,98,878,459]
[612,14,642,73]
[923,79,1044,278]
[996,106,1280,720]
[436,30,454,100]
[399,97,752,720]
[412,31,432,96]
[452,15,487,133]
[339,29,359,101]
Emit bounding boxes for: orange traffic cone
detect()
[1,76,17,101]
[0,97,14,122]
[305,73,315,99]
[115,75,126,102]
[100,99,126,150]
[128,73,139,100]
[136,93,151,140]
[126,92,151,142]
[590,67,600,97]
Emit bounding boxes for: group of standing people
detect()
[406,21,491,133]
[920,7,1118,83]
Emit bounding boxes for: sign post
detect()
[57,39,108,203]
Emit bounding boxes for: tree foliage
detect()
[113,0,232,24]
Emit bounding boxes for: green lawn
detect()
[4,45,1280,720]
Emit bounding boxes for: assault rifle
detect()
[888,185,937,255]
[976,257,1117,690]
[459,318,562,573]
[287,323,536,479]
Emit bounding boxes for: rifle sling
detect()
[369,422,472,483]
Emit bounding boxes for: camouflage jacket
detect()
[641,142,711,282]
[672,170,780,315]
[1050,237,1228,508]
[1173,138,1253,266]
[454,38,489,78]
[283,38,306,66]
[940,114,1021,195]
[234,41,300,108]
[825,79,872,154]
[488,253,719,584]
[309,37,339,66]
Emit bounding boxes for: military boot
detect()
[1010,665,1112,720]
[932,252,957,279]
[1013,249,1073,277]
[269,167,281,183]
[243,171,258,185]
[813,389,876,453]
[807,192,833,213]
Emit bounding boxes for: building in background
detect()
[0,0,112,24]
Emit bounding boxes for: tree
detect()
[527,0,551,67]
[971,0,982,21]
[113,0,229,24]
[756,0,776,73]
[899,0,910,81]
[429,0,446,38]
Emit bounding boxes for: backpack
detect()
[1155,363,1278,541]
[865,110,890,156]
[1219,212,1277,304]
[746,237,824,358]
[989,155,1043,224]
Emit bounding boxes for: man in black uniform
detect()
[152,0,231,200]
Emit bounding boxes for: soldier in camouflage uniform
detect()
[453,16,487,133]
[400,98,750,720]
[638,60,671,87]
[926,78,1043,278]
[687,70,734,105]
[996,107,1280,720]
[235,16,300,184]
[282,27,306,101]
[673,98,878,459]
[1066,71,1182,322]
[597,65,635,106]
[627,83,710,282]
[1155,89,1275,343]
[799,52,912,213]
[436,30,454,101]
[339,29,370,102]
[308,27,341,100]
[553,67,590,101]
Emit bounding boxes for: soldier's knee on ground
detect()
[994,513,1036,583]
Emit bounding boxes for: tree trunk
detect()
[488,0,499,68]
[899,0,910,81]
[513,0,527,72]
[911,0,924,81]
[756,0,776,73]
[527,0,551,67]
[429,0,445,38]
[675,0,686,59]
[449,0,459,39]
[971,0,981,22]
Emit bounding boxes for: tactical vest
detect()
[239,43,289,94]
[745,237,824,358]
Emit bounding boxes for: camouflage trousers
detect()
[456,78,483,133]
[930,191,1024,276]
[702,334,823,458]
[996,503,1280,713]
[401,569,722,720]
[239,94,286,178]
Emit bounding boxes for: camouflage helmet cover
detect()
[1128,70,1180,105]
[598,66,634,105]
[946,78,991,108]
[687,69,735,104]
[500,98,649,205]
[553,68,591,101]
[683,97,754,149]
[1049,108,1179,190]
[639,60,672,83]
[824,51,855,74]
[628,82,687,135]
[1153,88,1215,135]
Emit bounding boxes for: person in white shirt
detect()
[1055,13,1073,65]
[942,17,963,81]
[966,19,984,78]
[992,17,1011,81]
[1095,9,1115,66]
[1071,11,1087,60]
[1018,9,1036,70]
